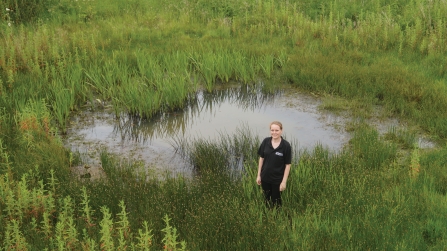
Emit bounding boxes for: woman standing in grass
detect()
[257,121,292,208]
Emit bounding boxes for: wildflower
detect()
[6,8,10,11]
[8,22,11,27]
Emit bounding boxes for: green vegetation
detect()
[1,0,447,250]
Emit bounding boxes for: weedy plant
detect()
[0,169,188,250]
[161,214,187,251]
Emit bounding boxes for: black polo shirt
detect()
[257,136,292,184]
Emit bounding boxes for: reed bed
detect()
[0,0,447,135]
[2,0,447,135]
[1,0,447,250]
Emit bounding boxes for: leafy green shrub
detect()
[1,0,56,24]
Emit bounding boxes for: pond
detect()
[63,84,350,178]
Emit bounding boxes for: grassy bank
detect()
[1,0,447,250]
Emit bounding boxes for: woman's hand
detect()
[256,176,261,185]
[280,182,286,191]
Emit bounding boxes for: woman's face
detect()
[270,124,282,139]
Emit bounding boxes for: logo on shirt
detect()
[275,152,283,156]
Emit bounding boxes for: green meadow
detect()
[1,0,447,250]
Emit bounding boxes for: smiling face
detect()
[270,122,283,140]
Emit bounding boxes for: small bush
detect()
[1,0,55,24]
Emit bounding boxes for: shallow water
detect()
[64,84,350,177]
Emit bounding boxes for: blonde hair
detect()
[270,121,283,130]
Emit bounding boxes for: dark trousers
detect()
[261,182,282,208]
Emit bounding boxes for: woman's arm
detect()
[256,157,264,185]
[280,164,291,191]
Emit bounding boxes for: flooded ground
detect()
[63,83,434,178]
[64,84,350,177]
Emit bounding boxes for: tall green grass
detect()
[1,0,447,249]
[2,0,447,136]
[1,127,447,249]
[1,0,446,137]
[0,168,186,250]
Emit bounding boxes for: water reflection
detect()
[115,84,278,143]
[64,84,349,176]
